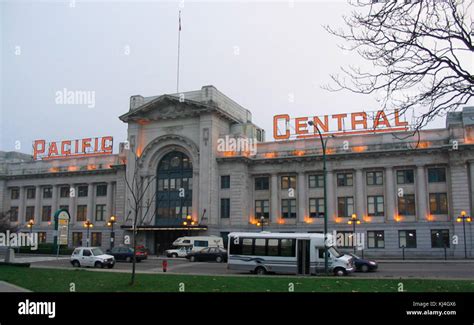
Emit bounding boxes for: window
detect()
[43,187,52,199]
[83,249,92,257]
[429,193,448,215]
[397,169,414,184]
[337,197,354,218]
[41,206,52,222]
[255,177,269,190]
[26,187,36,199]
[194,240,208,247]
[77,205,87,222]
[431,229,450,248]
[91,232,102,246]
[220,198,230,218]
[428,167,446,183]
[78,185,88,197]
[368,231,385,248]
[337,173,353,186]
[221,175,230,189]
[308,174,324,188]
[254,238,266,256]
[281,176,296,189]
[242,238,253,255]
[96,184,107,197]
[10,188,19,200]
[268,239,279,256]
[281,199,297,218]
[72,232,83,247]
[60,186,70,198]
[367,196,384,216]
[25,206,35,220]
[9,207,19,222]
[95,204,106,221]
[280,239,296,257]
[59,205,69,213]
[38,232,47,244]
[309,198,324,218]
[399,230,417,248]
[398,194,416,216]
[255,200,269,219]
[367,171,383,185]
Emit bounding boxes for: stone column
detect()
[69,184,76,222]
[416,165,428,220]
[271,174,279,223]
[106,182,114,218]
[87,183,94,221]
[18,187,26,223]
[326,171,335,220]
[385,167,395,221]
[34,185,41,223]
[51,185,58,214]
[298,172,306,222]
[355,169,365,218]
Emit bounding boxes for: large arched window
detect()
[156,151,193,222]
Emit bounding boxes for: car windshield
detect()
[91,248,104,256]
[328,246,343,258]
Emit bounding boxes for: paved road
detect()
[22,255,474,279]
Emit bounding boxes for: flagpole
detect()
[176,10,181,93]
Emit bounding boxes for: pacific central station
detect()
[1,85,473,258]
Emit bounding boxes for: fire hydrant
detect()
[162,259,168,273]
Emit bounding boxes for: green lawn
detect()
[0,265,473,292]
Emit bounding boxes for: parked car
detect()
[106,246,147,262]
[186,247,228,263]
[135,245,149,258]
[172,236,224,252]
[70,247,115,268]
[165,246,191,258]
[348,253,378,272]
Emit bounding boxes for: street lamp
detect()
[183,215,194,236]
[256,216,267,231]
[83,220,93,247]
[308,120,333,275]
[107,215,117,249]
[456,210,472,259]
[26,219,35,233]
[347,213,361,253]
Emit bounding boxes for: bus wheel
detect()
[255,267,266,275]
[333,268,346,276]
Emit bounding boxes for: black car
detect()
[106,246,146,263]
[349,253,378,272]
[186,247,227,263]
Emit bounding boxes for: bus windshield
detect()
[328,246,343,258]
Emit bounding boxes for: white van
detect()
[172,236,224,252]
[227,232,355,276]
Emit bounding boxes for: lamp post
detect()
[83,220,93,247]
[107,215,117,250]
[256,216,267,231]
[347,213,361,253]
[456,211,472,259]
[308,120,332,275]
[26,219,35,233]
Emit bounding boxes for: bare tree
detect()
[123,149,157,285]
[324,0,473,130]
[0,210,18,233]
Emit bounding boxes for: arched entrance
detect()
[154,150,193,253]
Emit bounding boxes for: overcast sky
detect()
[0,0,454,154]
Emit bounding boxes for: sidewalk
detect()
[0,281,31,292]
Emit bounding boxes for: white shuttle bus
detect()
[227,232,354,276]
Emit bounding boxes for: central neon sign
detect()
[273,109,409,140]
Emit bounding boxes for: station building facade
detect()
[1,85,473,258]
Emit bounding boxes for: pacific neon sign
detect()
[33,136,113,160]
[273,109,409,140]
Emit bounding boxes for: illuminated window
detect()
[25,206,35,220]
[281,199,297,218]
[281,176,296,189]
[10,188,19,200]
[95,204,106,221]
[72,232,83,247]
[38,232,47,244]
[77,205,87,222]
[309,198,324,218]
[41,206,52,222]
[429,193,448,215]
[91,232,102,246]
[398,194,416,216]
[255,200,269,219]
[399,230,417,248]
